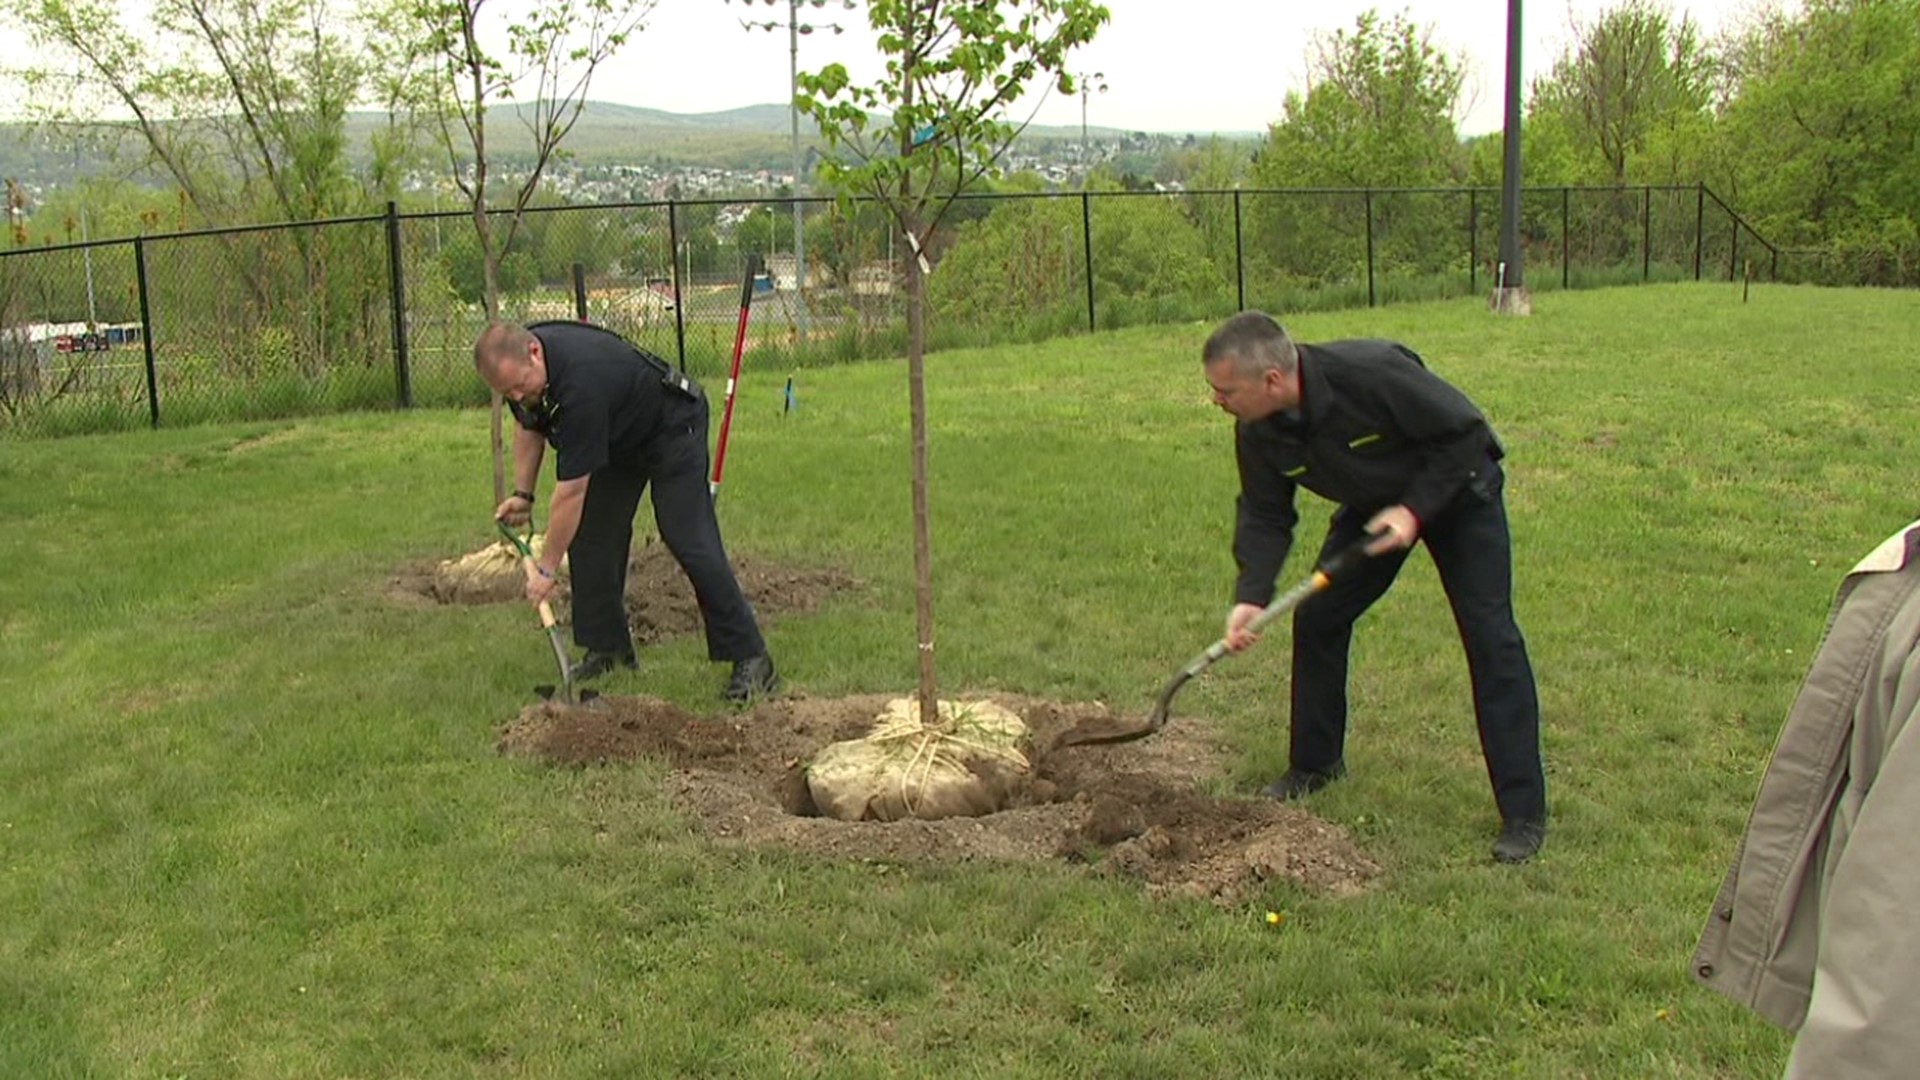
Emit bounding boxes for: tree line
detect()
[1230,0,1915,285]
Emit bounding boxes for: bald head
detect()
[473,322,546,402]
[474,322,537,381]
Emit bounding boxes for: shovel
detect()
[495,518,576,705]
[1052,534,1381,750]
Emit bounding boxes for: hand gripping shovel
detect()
[495,519,576,705]
[1052,535,1380,750]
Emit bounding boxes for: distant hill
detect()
[340,101,841,171]
[2,100,1245,186]
[340,100,1146,167]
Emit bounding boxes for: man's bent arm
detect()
[538,476,590,577]
[513,425,546,496]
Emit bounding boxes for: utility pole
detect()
[6,178,24,247]
[730,0,854,343]
[1491,0,1531,315]
[1076,70,1106,187]
[82,208,97,326]
[788,6,805,337]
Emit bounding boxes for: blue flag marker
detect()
[783,375,796,416]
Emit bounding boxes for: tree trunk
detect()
[490,391,506,506]
[477,203,507,505]
[904,213,938,725]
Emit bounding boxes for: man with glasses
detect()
[1201,311,1546,862]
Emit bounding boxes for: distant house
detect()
[515,289,673,327]
[850,262,896,298]
[520,299,579,323]
[764,249,794,288]
[599,288,675,324]
[3,320,140,354]
[0,320,143,398]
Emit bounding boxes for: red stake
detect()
[710,252,761,498]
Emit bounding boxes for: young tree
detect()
[796,0,1108,724]
[11,0,379,372]
[371,0,654,500]
[1529,0,1714,188]
[1258,11,1466,190]
[10,0,368,227]
[1250,12,1466,286]
[928,180,1220,331]
[1176,137,1251,284]
[1713,0,1919,283]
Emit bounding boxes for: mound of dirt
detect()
[497,693,1379,905]
[388,540,859,644]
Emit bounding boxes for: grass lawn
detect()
[3,281,1915,1078]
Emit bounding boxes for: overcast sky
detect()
[604,0,1769,136]
[0,0,1771,135]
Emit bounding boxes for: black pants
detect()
[1289,462,1546,822]
[568,396,767,663]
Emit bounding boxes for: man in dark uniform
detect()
[1202,311,1545,863]
[474,321,778,703]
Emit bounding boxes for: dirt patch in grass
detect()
[497,693,1379,905]
[387,539,860,644]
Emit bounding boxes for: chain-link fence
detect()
[0,184,1784,438]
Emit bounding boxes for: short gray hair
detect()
[1202,311,1298,379]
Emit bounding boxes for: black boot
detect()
[1260,760,1347,801]
[569,648,637,684]
[724,654,779,703]
[1492,818,1547,863]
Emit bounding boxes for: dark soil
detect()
[387,538,860,644]
[497,693,1380,905]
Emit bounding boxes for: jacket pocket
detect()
[1466,460,1505,503]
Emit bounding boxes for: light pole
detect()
[1492,0,1530,315]
[1076,70,1106,185]
[731,0,854,341]
[81,208,97,327]
[6,178,26,247]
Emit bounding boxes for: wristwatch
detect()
[512,488,535,503]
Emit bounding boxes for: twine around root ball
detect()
[865,712,1031,818]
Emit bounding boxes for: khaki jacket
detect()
[1694,519,1920,1078]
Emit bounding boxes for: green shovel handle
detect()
[495,517,535,559]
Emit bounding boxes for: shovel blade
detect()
[533,685,599,705]
[543,627,575,704]
[1049,672,1191,750]
[1049,713,1156,750]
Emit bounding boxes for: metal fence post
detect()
[1642,186,1652,281]
[1729,219,1740,282]
[1694,184,1705,281]
[1469,188,1479,294]
[384,201,412,408]
[135,236,159,428]
[1080,191,1095,331]
[571,262,588,320]
[1561,186,1571,289]
[1232,189,1245,312]
[1363,189,1376,307]
[667,199,687,371]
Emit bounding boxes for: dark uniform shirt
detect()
[1232,338,1502,605]
[507,322,687,481]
